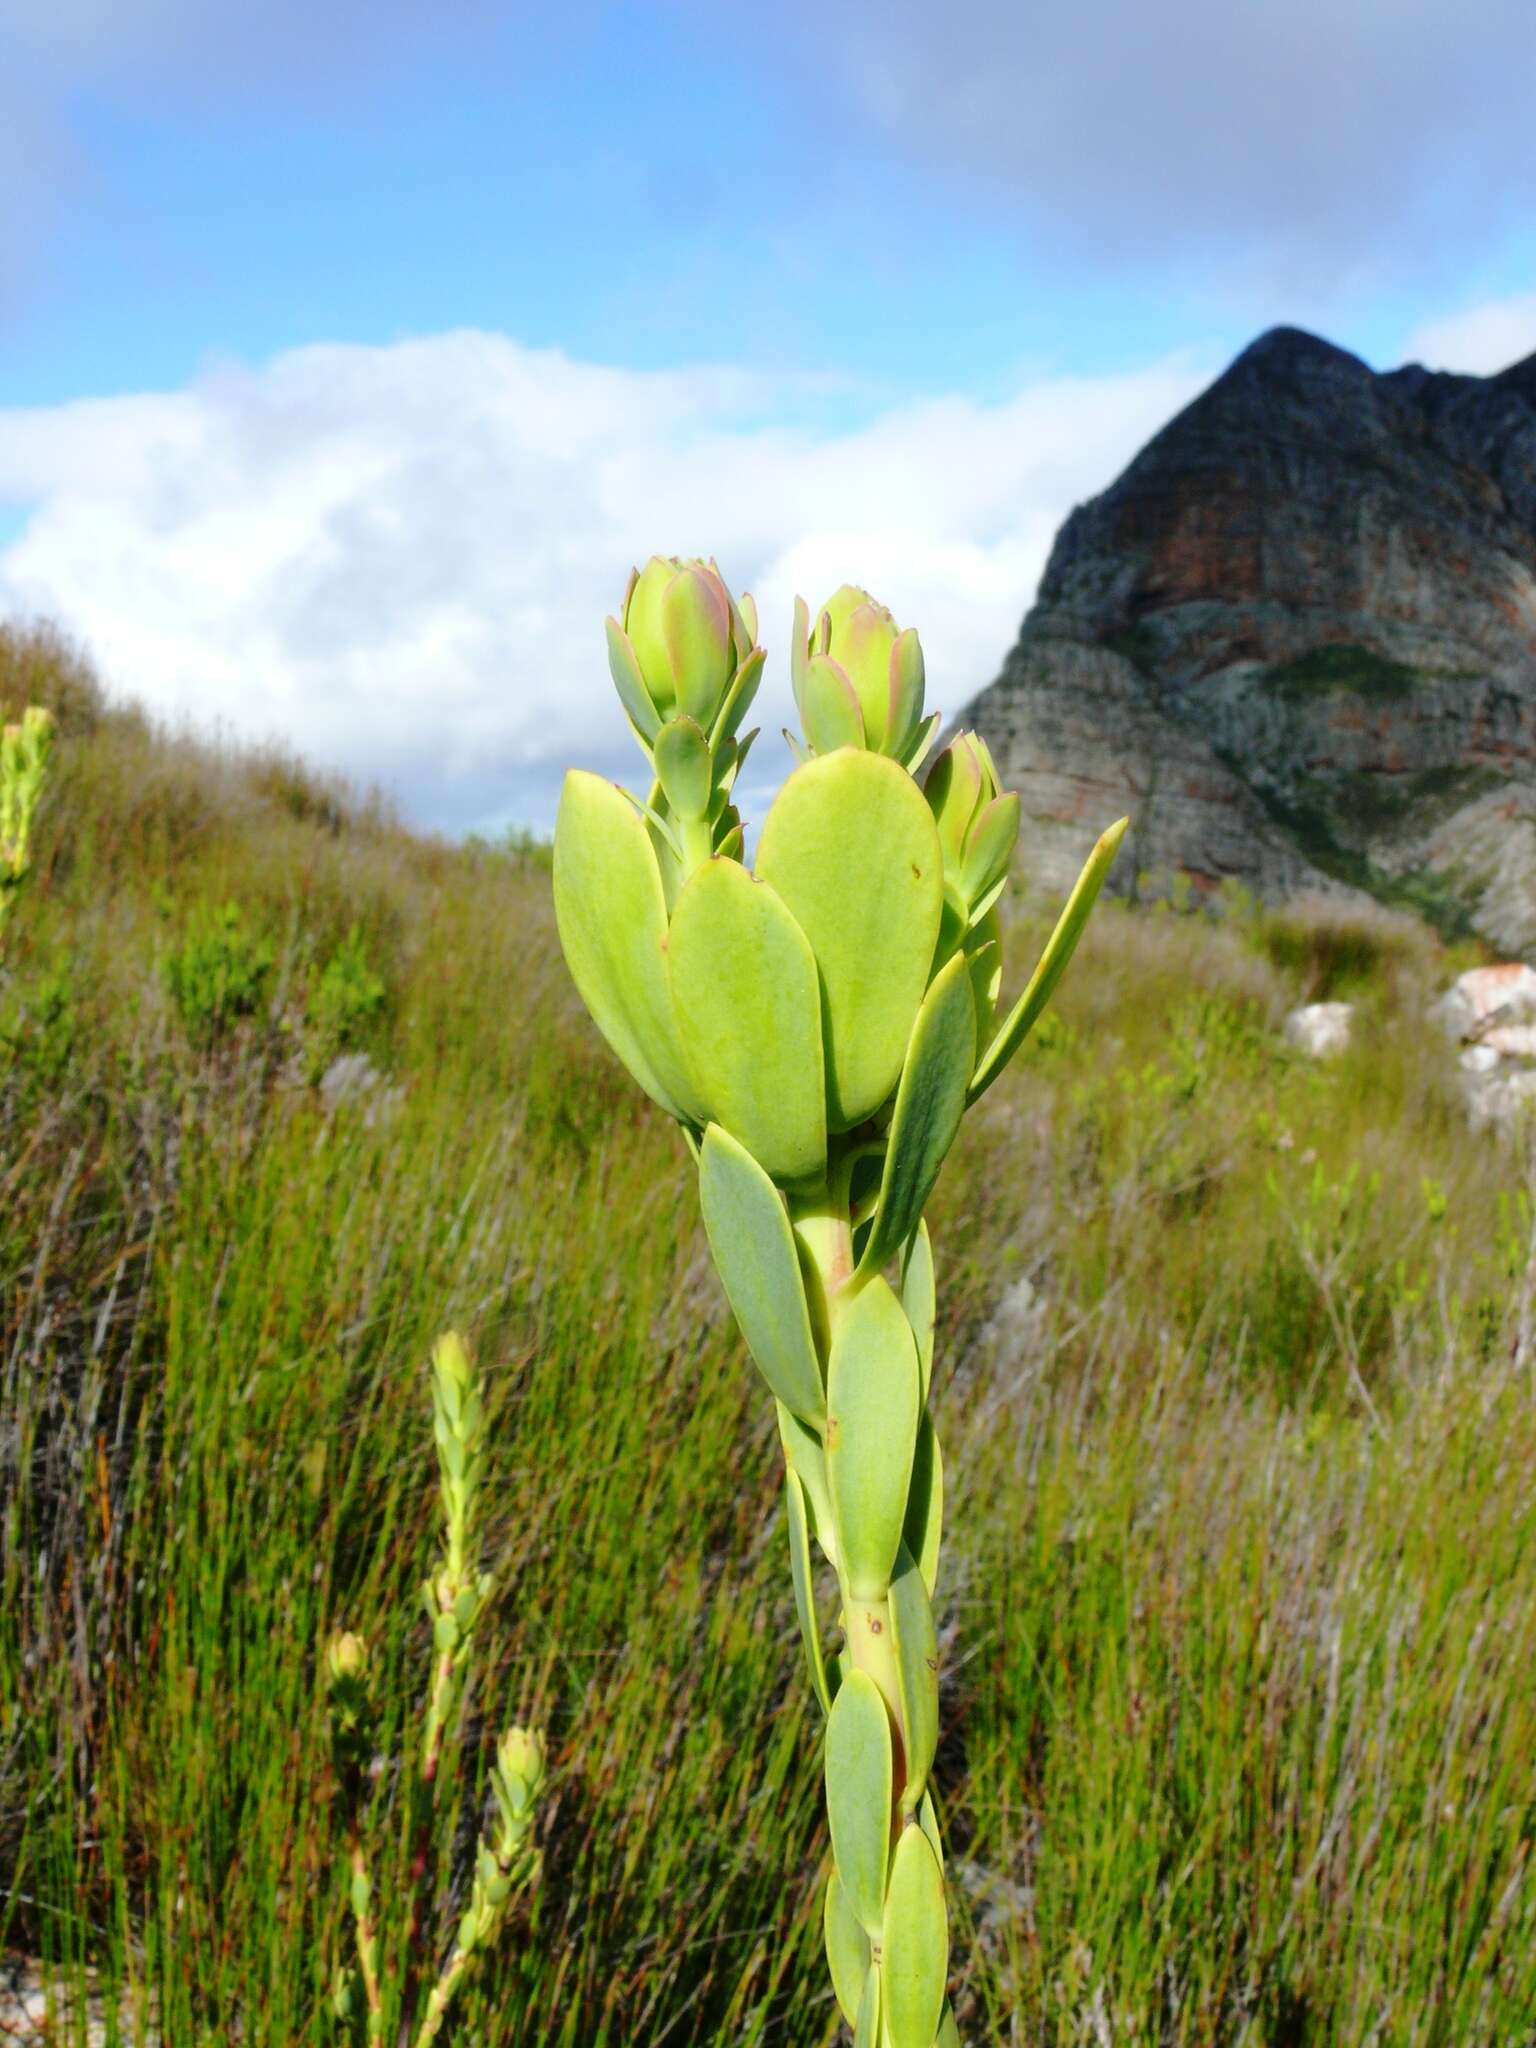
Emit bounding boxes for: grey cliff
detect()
[961,326,1536,948]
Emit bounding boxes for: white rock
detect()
[1433,962,1536,1040]
[1481,1023,1536,1059]
[1284,1001,1353,1058]
[1465,1067,1536,1134]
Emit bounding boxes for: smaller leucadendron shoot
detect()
[326,1332,545,2048]
[0,704,56,952]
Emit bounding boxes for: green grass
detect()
[4,624,1536,2043]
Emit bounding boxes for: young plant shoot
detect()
[326,1332,545,2048]
[0,704,56,951]
[553,557,1125,2045]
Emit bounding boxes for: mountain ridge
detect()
[961,324,1536,944]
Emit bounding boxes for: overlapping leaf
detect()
[552,771,706,1124]
[668,858,827,1182]
[756,752,943,1131]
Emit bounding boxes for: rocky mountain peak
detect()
[961,326,1536,949]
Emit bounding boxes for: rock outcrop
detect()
[963,326,1536,947]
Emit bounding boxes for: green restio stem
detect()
[555,560,1125,2045]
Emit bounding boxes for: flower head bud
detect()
[611,556,756,735]
[793,586,931,764]
[324,1628,374,1755]
[326,1628,369,1687]
[497,1723,546,1798]
[924,730,1020,917]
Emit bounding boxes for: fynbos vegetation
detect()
[2,617,1535,2042]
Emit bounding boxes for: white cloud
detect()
[1402,295,1536,377]
[0,330,1205,834]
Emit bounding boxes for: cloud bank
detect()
[754,0,1536,286]
[0,331,1205,833]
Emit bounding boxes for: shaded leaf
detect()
[786,1469,833,1717]
[890,1544,939,1814]
[857,951,974,1278]
[901,1222,935,1404]
[777,1400,838,1571]
[903,1416,943,1599]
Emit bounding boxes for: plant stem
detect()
[397,1646,455,2048]
[409,1944,472,2048]
[347,1833,386,2047]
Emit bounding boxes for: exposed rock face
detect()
[964,326,1536,947]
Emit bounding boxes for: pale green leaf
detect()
[970,817,1128,1103]
[667,858,827,1184]
[552,770,706,1124]
[604,618,660,740]
[823,1873,870,2027]
[882,1825,948,2048]
[699,1124,825,1423]
[801,655,865,754]
[854,1963,881,2047]
[653,716,712,822]
[825,1670,894,1938]
[757,751,944,1131]
[826,1277,921,1602]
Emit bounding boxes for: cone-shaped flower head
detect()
[326,1628,369,1686]
[497,1724,546,1800]
[324,1628,374,1751]
[793,585,929,762]
[609,555,758,738]
[924,729,1020,919]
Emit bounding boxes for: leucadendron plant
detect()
[554,556,1125,2046]
[326,1333,546,2048]
[1,704,56,951]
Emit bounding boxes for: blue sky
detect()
[2,0,1535,832]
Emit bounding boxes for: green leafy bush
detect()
[163,897,275,1045]
[0,957,75,1084]
[307,923,389,1077]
